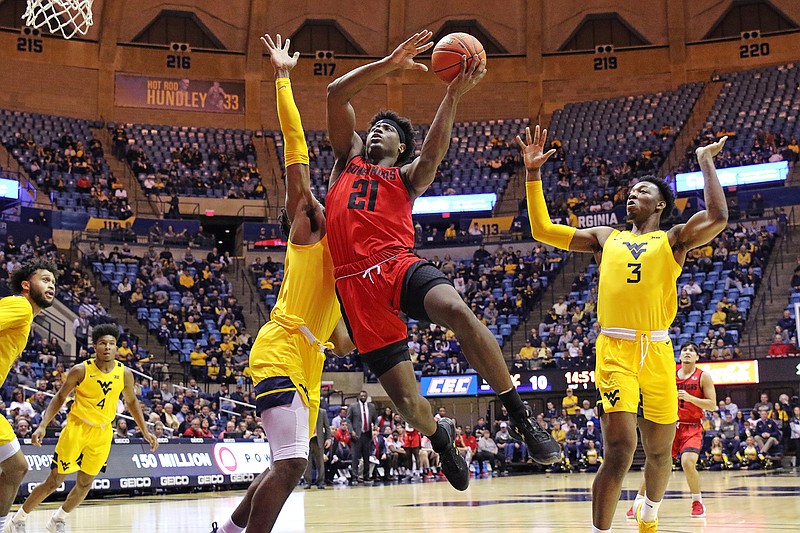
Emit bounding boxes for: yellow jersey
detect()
[70,359,126,426]
[250,235,341,410]
[598,230,682,331]
[0,296,34,383]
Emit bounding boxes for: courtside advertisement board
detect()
[18,439,271,497]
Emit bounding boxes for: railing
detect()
[20,385,173,435]
[218,396,256,419]
[33,309,67,345]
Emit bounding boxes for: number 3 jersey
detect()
[70,359,126,426]
[597,229,682,331]
[326,156,415,268]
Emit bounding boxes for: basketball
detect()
[431,32,486,83]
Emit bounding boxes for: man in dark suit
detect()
[303,407,332,489]
[346,390,377,482]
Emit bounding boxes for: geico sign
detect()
[91,479,111,490]
[159,476,190,486]
[426,376,474,395]
[120,477,152,488]
[198,475,225,485]
[28,482,65,493]
[230,473,255,483]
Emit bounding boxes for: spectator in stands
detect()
[790,406,800,468]
[711,303,727,327]
[475,429,505,475]
[768,334,794,357]
[115,419,129,438]
[754,408,781,455]
[562,388,579,416]
[754,393,772,413]
[777,310,795,333]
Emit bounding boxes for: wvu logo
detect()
[97,380,113,395]
[76,452,84,467]
[622,242,648,260]
[59,460,70,471]
[603,389,621,407]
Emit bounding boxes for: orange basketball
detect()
[431,32,486,83]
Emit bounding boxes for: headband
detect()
[373,119,406,145]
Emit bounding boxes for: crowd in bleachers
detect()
[112,123,265,199]
[0,110,133,219]
[82,239,253,386]
[678,62,800,173]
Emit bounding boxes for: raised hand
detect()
[261,33,300,75]
[447,56,487,99]
[696,135,728,160]
[516,125,557,171]
[388,30,434,71]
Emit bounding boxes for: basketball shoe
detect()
[3,519,26,533]
[45,517,66,533]
[508,408,561,465]
[634,499,658,533]
[435,418,469,491]
[691,500,706,518]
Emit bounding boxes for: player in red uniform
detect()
[325,31,560,492]
[628,342,717,519]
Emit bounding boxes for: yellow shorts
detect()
[595,333,678,425]
[0,417,16,445]
[53,417,113,476]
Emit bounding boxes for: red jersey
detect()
[326,156,415,269]
[676,367,705,423]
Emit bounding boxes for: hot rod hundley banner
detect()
[115,74,245,114]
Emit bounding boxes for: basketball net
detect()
[23,0,94,40]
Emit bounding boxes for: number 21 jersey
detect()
[597,229,682,331]
[326,156,415,267]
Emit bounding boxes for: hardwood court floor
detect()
[19,469,800,532]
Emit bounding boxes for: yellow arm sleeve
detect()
[276,78,309,167]
[525,180,576,250]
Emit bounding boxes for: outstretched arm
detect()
[31,364,84,446]
[327,31,433,165]
[403,56,487,199]
[261,34,312,224]
[669,137,729,252]
[518,126,613,252]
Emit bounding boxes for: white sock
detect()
[640,495,661,523]
[219,518,245,533]
[633,493,645,509]
[691,493,702,503]
[13,508,29,523]
[0,516,6,530]
[591,526,611,533]
[52,507,69,521]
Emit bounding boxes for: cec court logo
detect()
[424,376,475,396]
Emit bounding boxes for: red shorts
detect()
[334,250,423,355]
[672,422,703,458]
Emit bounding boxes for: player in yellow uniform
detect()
[0,259,57,532]
[519,125,728,533]
[212,34,353,533]
[6,324,157,533]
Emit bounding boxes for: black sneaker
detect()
[435,418,469,491]
[209,522,219,533]
[508,408,561,465]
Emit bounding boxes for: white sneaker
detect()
[46,518,66,533]
[4,520,27,533]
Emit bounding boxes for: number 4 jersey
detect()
[326,156,415,267]
[597,229,682,331]
[70,359,126,426]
